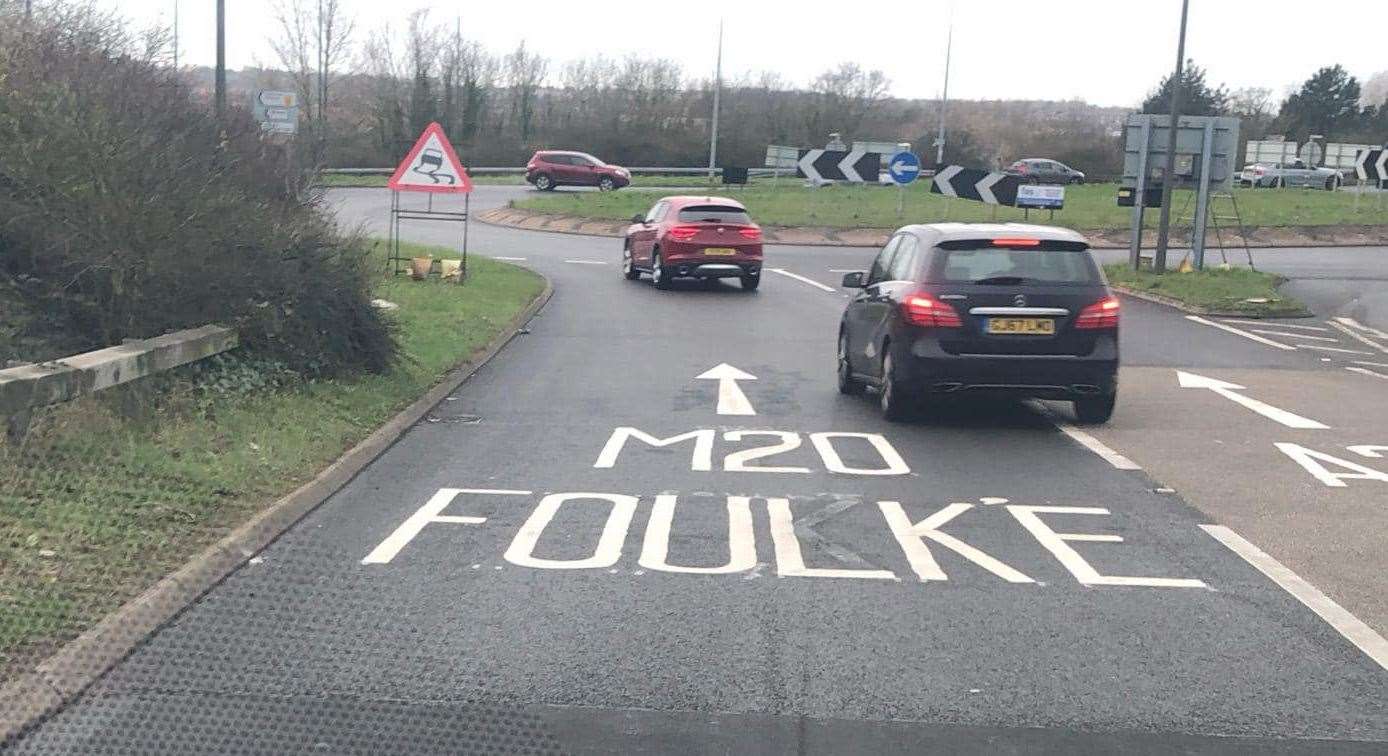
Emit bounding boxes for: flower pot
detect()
[440,259,462,282]
[410,256,433,280]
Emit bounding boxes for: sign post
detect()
[386,122,474,279]
[886,150,922,218]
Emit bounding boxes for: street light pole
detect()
[707,18,723,185]
[1153,0,1190,274]
[214,0,226,120]
[172,0,179,69]
[935,17,953,166]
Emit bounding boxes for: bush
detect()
[0,3,394,375]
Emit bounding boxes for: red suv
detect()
[525,150,630,191]
[622,196,763,290]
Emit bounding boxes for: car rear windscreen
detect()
[930,241,1098,285]
[677,205,752,224]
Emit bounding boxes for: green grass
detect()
[1104,263,1309,317]
[514,181,1388,230]
[315,172,747,189]
[0,242,543,681]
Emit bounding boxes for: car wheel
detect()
[651,250,672,290]
[1274,177,1285,189]
[533,173,554,191]
[598,176,616,192]
[1070,176,1084,185]
[622,243,641,280]
[837,333,864,396]
[879,351,915,421]
[1074,395,1116,425]
[1324,177,1338,191]
[739,273,760,291]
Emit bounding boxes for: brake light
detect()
[991,238,1041,247]
[1075,296,1120,329]
[1015,163,1028,173]
[1252,167,1265,175]
[668,225,699,241]
[902,292,962,327]
[738,227,762,240]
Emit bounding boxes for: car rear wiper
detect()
[972,276,1029,285]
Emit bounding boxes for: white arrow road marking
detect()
[1202,524,1388,672]
[1185,316,1296,350]
[769,268,835,292]
[837,147,867,182]
[696,363,757,416]
[1176,371,1329,429]
[797,149,825,182]
[934,165,962,197]
[975,172,1004,205]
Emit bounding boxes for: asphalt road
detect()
[9,186,1387,755]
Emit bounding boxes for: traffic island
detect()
[1103,264,1311,318]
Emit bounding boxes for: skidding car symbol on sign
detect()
[387,122,473,194]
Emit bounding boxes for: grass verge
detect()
[316,172,747,189]
[514,181,1388,230]
[0,242,543,682]
[1104,263,1310,317]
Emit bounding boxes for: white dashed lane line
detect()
[1297,344,1374,356]
[492,256,528,261]
[1028,402,1142,471]
[768,267,837,293]
[1347,366,1388,380]
[563,259,608,265]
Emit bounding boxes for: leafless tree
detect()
[504,41,548,145]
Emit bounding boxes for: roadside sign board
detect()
[252,90,299,136]
[1354,148,1387,185]
[1016,184,1065,209]
[796,148,881,183]
[764,145,800,170]
[886,151,922,185]
[930,165,1020,206]
[387,122,473,194]
[1123,114,1240,191]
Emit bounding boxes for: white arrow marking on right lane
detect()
[696,363,758,416]
[1176,370,1329,429]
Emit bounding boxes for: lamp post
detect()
[1152,0,1190,274]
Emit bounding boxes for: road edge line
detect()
[1029,402,1141,470]
[1200,525,1388,672]
[0,276,556,746]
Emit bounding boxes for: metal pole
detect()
[1153,0,1190,274]
[706,18,723,185]
[173,1,179,69]
[1129,119,1152,270]
[935,18,953,166]
[1191,119,1215,270]
[214,0,226,120]
[897,183,905,219]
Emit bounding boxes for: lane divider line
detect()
[1336,316,1388,341]
[1346,366,1388,380]
[1186,316,1296,350]
[828,268,860,273]
[1328,320,1388,354]
[563,259,607,265]
[1224,319,1330,332]
[1200,524,1388,672]
[1250,329,1339,343]
[492,256,527,261]
[1029,402,1141,470]
[1296,344,1374,356]
[769,267,836,293]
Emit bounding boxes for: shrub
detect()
[0,3,394,376]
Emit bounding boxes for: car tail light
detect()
[1075,296,1120,329]
[668,225,700,241]
[991,238,1041,247]
[738,227,762,240]
[1252,167,1265,175]
[1014,163,1027,173]
[902,292,962,327]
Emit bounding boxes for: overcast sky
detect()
[108,0,1385,108]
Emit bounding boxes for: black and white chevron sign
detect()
[795,148,881,183]
[929,165,1021,206]
[1354,148,1387,184]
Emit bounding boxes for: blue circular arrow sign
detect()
[887,151,922,185]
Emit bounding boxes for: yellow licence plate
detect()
[987,317,1056,335]
[703,247,737,256]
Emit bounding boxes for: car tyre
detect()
[533,173,555,191]
[879,351,915,421]
[622,243,641,280]
[739,273,760,291]
[837,333,864,396]
[651,251,672,290]
[598,176,616,192]
[1070,176,1084,185]
[1074,395,1116,425]
[1324,177,1338,191]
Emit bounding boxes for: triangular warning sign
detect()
[388,122,472,194]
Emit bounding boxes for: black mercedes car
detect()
[837,223,1119,423]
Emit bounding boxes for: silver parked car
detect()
[1239,160,1341,190]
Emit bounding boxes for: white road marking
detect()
[491,256,527,261]
[1336,316,1388,341]
[1296,344,1374,356]
[1328,320,1388,354]
[362,488,531,565]
[828,268,860,273]
[1352,360,1388,369]
[768,498,897,580]
[1029,403,1140,470]
[1251,330,1339,342]
[1009,506,1206,588]
[696,363,758,416]
[639,495,757,574]
[1201,524,1388,672]
[1188,316,1296,350]
[1274,443,1388,487]
[563,259,607,265]
[1176,371,1329,429]
[769,267,836,292]
[1347,366,1388,380]
[880,501,1033,583]
[1225,319,1329,332]
[504,492,638,569]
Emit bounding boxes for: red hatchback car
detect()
[525,150,630,191]
[622,196,764,290]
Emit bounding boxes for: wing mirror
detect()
[841,271,865,288]
[631,213,646,224]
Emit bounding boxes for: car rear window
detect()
[929,241,1098,285]
[676,205,752,224]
